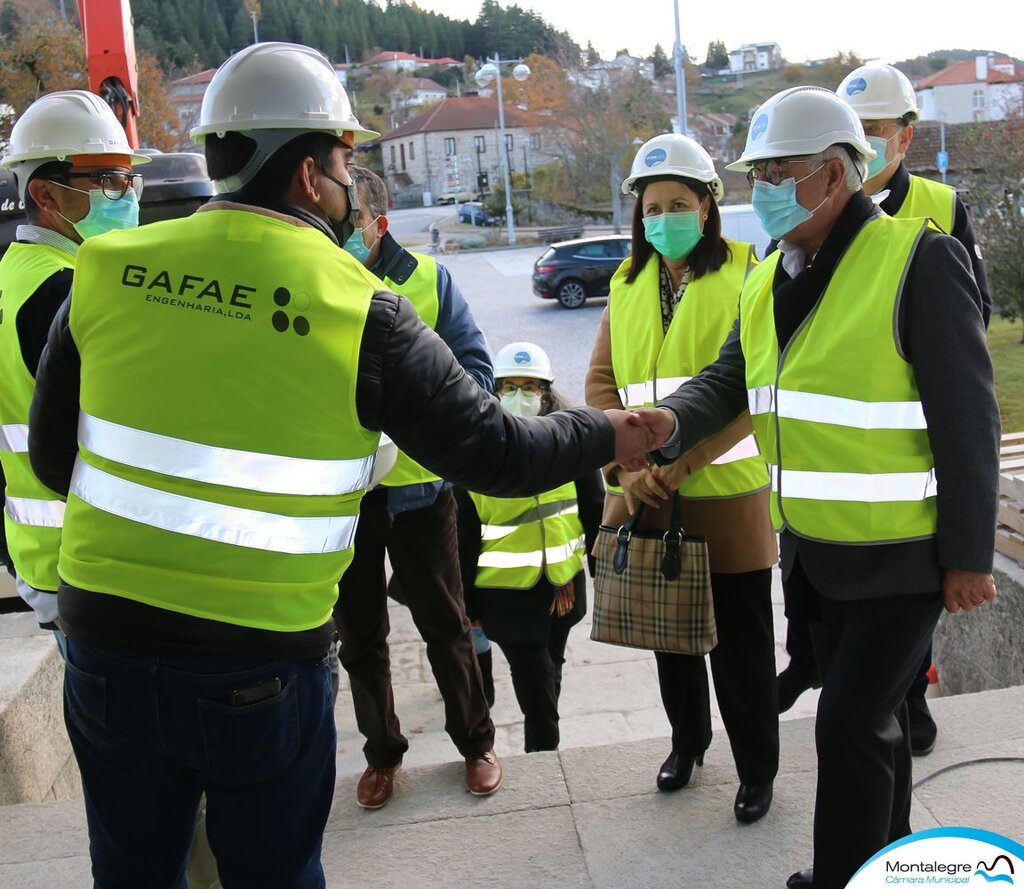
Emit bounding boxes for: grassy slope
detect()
[989,317,1024,434]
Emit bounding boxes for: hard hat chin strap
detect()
[212,129,319,195]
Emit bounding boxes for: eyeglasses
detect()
[745,158,815,188]
[57,171,144,200]
[497,380,546,397]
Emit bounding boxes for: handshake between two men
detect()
[605,407,677,473]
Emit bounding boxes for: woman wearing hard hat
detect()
[455,342,605,753]
[585,133,779,822]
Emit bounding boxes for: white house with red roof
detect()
[915,56,1022,123]
[365,51,463,73]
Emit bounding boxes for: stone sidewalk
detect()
[3,686,1022,888]
[334,567,821,777]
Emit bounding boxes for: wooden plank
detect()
[1002,431,1024,444]
[995,527,1024,567]
[1000,473,1024,501]
[1000,457,1024,471]
[1001,444,1024,457]
[998,497,1024,534]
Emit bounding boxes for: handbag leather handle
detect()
[613,502,645,575]
[614,497,686,579]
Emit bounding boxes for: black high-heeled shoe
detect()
[656,751,704,791]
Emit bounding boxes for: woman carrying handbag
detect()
[585,133,779,824]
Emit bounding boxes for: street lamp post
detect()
[672,0,689,135]
[475,54,531,245]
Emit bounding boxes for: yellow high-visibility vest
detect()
[61,208,383,631]
[741,215,937,544]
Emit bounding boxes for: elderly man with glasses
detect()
[635,86,999,889]
[0,90,147,629]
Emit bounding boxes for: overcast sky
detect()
[413,0,1022,65]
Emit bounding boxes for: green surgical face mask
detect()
[866,134,899,180]
[642,210,703,260]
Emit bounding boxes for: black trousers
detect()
[799,559,942,889]
[654,568,779,785]
[496,602,577,753]
[786,618,934,703]
[334,488,494,768]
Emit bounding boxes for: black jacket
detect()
[656,191,999,608]
[881,162,991,327]
[28,203,615,657]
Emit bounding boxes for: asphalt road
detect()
[432,245,608,406]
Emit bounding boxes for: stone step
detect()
[1,686,1022,889]
[0,613,78,805]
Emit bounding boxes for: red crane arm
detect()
[75,0,141,148]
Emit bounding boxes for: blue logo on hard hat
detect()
[514,350,531,365]
[751,114,768,140]
[846,77,868,96]
[644,148,667,167]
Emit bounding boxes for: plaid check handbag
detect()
[590,496,717,655]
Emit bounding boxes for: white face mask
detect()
[500,389,542,417]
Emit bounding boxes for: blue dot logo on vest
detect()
[750,114,769,141]
[514,350,531,365]
[271,286,311,336]
[644,148,667,168]
[846,77,868,96]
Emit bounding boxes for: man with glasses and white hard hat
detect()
[836,63,989,325]
[779,64,994,752]
[633,85,999,889]
[0,90,147,629]
[26,43,661,888]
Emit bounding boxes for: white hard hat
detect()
[726,86,874,172]
[621,133,724,202]
[494,342,554,383]
[190,42,378,144]
[837,65,919,122]
[369,434,398,488]
[1,90,150,202]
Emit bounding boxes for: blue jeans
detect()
[63,639,335,889]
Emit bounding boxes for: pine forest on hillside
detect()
[10,0,580,72]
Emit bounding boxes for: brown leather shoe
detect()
[356,764,399,809]
[465,750,503,796]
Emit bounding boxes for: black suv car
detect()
[532,235,631,308]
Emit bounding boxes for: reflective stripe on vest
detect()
[5,496,65,528]
[897,175,955,235]
[618,376,693,409]
[608,241,768,499]
[61,208,381,632]
[768,465,938,503]
[746,388,927,429]
[739,214,936,544]
[380,251,444,488]
[70,461,358,555]
[0,242,76,592]
[470,483,585,588]
[80,412,375,496]
[480,498,578,540]
[477,537,586,570]
[0,424,29,452]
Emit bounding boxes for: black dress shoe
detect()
[777,664,821,713]
[734,780,773,823]
[786,868,813,888]
[656,751,704,791]
[908,695,937,756]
